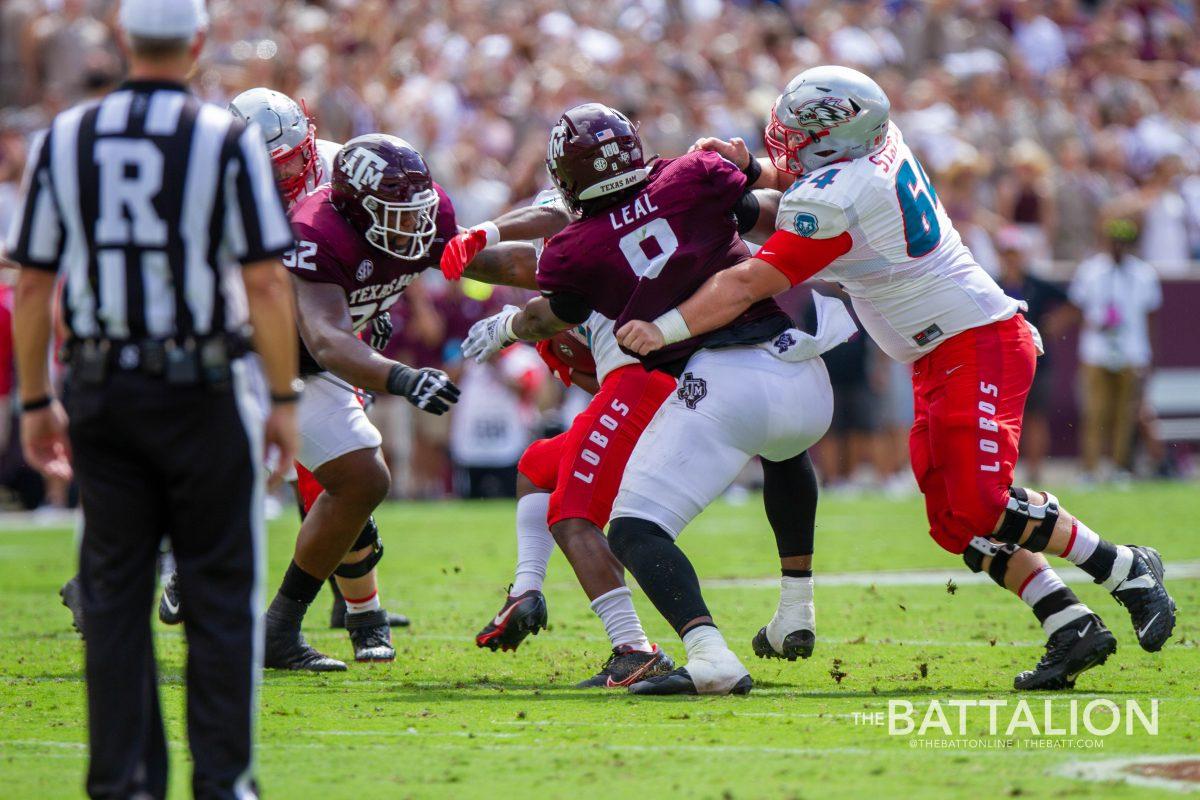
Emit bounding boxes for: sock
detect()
[782,568,812,578]
[512,493,554,595]
[766,576,815,651]
[590,586,651,652]
[344,590,381,614]
[1018,566,1091,635]
[762,450,817,561]
[278,559,324,606]
[608,517,711,636]
[1068,519,1132,588]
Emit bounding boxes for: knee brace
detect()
[333,517,383,579]
[963,536,1019,588]
[994,488,1059,552]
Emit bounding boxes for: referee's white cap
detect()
[119,0,209,39]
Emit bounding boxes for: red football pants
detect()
[909,315,1037,554]
[518,364,676,529]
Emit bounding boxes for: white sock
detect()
[511,493,554,595]
[589,586,651,652]
[765,576,814,652]
[1017,566,1064,607]
[1061,519,1100,565]
[345,590,381,614]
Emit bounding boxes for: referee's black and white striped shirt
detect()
[4,79,294,341]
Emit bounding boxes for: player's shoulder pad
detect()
[776,192,851,240]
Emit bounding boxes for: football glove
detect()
[535,339,572,386]
[462,305,520,364]
[386,364,460,415]
[440,228,488,280]
[368,313,393,352]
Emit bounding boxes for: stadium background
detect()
[1,0,1198,507]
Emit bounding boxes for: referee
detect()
[6,1,298,798]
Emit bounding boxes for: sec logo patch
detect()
[355,259,374,282]
[793,212,819,237]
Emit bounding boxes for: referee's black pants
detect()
[67,365,264,800]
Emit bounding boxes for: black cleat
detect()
[475,589,547,652]
[346,609,395,662]
[1110,546,1176,652]
[629,667,754,696]
[576,644,674,688]
[264,596,346,672]
[158,572,182,625]
[1014,613,1117,691]
[327,579,410,629]
[60,576,85,638]
[752,627,814,661]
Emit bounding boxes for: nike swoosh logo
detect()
[946,365,965,376]
[162,594,180,615]
[1119,574,1157,591]
[1137,612,1161,640]
[1076,621,1092,638]
[492,602,519,628]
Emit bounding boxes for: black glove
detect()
[386,364,460,415]
[369,313,394,352]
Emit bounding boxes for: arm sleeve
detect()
[222,123,295,265]
[731,190,760,235]
[4,129,63,271]
[755,229,853,287]
[544,291,592,324]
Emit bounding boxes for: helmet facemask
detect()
[360,188,440,260]
[764,107,838,176]
[270,123,319,205]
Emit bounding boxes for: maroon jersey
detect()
[286,183,457,373]
[536,151,788,371]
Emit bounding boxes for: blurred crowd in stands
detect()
[1,0,1197,507]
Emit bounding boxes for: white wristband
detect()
[653,308,692,345]
[477,221,501,248]
[502,311,519,343]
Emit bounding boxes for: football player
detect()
[463,104,856,695]
[618,66,1177,690]
[452,191,677,688]
[153,89,408,650]
[264,133,534,670]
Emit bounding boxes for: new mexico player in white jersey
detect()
[619,65,1176,692]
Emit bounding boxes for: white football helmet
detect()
[229,87,318,204]
[765,65,891,175]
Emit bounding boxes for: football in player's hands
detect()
[440,228,488,280]
[547,329,596,376]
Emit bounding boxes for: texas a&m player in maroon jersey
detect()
[264,134,535,670]
[464,104,855,695]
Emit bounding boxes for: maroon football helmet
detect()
[331,134,439,260]
[545,103,650,215]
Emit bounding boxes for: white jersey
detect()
[529,190,638,384]
[775,124,1020,363]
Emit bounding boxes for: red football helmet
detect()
[545,103,649,214]
[330,134,440,260]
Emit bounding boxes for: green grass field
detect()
[1,482,1197,798]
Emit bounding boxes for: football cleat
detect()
[752,627,814,661]
[629,647,752,696]
[576,644,674,688]
[1013,613,1117,691]
[475,588,547,652]
[158,572,182,626]
[346,609,395,662]
[264,597,346,672]
[60,576,85,638]
[1110,546,1176,652]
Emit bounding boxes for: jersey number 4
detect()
[895,159,940,258]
